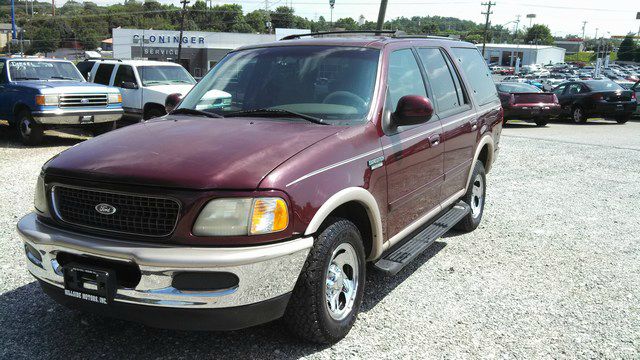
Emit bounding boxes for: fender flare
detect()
[466,134,495,191]
[304,187,384,261]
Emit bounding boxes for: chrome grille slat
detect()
[59,93,108,108]
[52,185,180,237]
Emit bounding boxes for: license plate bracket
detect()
[80,115,94,124]
[63,263,116,305]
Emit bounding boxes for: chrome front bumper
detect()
[32,108,123,125]
[17,213,312,309]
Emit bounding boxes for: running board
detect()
[374,201,471,275]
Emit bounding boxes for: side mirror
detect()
[121,81,138,89]
[165,93,183,113]
[391,95,434,127]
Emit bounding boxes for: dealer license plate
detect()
[63,263,116,305]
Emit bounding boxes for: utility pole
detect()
[481,2,495,57]
[376,0,388,32]
[177,0,189,65]
[581,21,587,41]
[329,0,335,27]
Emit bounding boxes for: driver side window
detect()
[387,49,427,113]
[0,62,5,84]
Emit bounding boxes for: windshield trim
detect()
[7,59,85,82]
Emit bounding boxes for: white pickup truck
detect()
[82,59,196,121]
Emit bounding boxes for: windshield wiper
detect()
[50,76,77,80]
[225,108,327,125]
[13,77,41,80]
[170,108,223,118]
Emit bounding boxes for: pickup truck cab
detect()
[0,58,123,145]
[18,33,502,344]
[84,59,197,121]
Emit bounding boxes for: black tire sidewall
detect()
[316,225,366,339]
[16,110,44,145]
[144,107,166,120]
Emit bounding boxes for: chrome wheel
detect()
[470,173,484,218]
[19,118,32,138]
[325,243,359,321]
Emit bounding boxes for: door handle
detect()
[469,119,478,131]
[428,134,440,147]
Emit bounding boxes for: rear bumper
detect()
[504,105,561,120]
[589,101,636,117]
[32,108,123,125]
[17,213,312,329]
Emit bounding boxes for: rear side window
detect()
[451,48,498,106]
[387,49,427,112]
[94,64,115,85]
[553,84,566,95]
[75,61,95,80]
[113,65,136,87]
[417,48,465,114]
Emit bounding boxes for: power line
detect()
[480,1,495,57]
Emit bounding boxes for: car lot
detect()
[1,120,639,358]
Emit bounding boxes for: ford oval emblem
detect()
[95,203,117,215]
[81,98,89,104]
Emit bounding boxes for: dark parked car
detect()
[552,80,637,124]
[17,32,502,344]
[497,82,560,126]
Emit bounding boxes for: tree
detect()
[76,28,100,50]
[465,34,483,44]
[271,6,294,29]
[28,27,60,55]
[245,10,270,33]
[524,24,554,45]
[617,34,637,61]
[334,17,358,30]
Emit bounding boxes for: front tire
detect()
[534,119,548,127]
[454,161,486,232]
[16,110,44,146]
[283,218,366,344]
[143,107,166,120]
[615,115,630,124]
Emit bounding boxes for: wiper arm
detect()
[13,77,41,80]
[50,76,76,80]
[170,108,223,118]
[225,108,327,125]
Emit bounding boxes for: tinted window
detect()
[451,47,498,106]
[94,63,115,85]
[497,83,542,93]
[585,81,623,91]
[179,46,380,124]
[553,84,566,95]
[567,83,586,94]
[387,49,427,112]
[417,48,463,114]
[114,65,136,87]
[75,61,95,80]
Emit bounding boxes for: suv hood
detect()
[44,116,342,190]
[15,81,112,93]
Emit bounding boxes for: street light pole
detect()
[177,0,190,65]
[375,0,388,32]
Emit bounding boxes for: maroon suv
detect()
[18,32,502,344]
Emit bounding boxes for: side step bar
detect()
[373,201,471,275]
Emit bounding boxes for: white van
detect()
[83,59,196,120]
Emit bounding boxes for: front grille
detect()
[59,93,108,108]
[52,186,180,237]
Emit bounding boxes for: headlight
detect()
[35,94,59,106]
[193,197,289,236]
[34,173,48,215]
[108,93,122,104]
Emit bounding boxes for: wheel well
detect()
[13,103,30,117]
[477,144,489,169]
[143,102,166,117]
[320,201,373,258]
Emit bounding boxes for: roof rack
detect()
[393,34,461,41]
[280,30,399,40]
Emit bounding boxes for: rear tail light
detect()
[509,94,515,105]
[632,92,637,101]
[552,94,559,104]
[591,93,604,101]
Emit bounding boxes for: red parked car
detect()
[18,32,502,344]
[497,82,561,126]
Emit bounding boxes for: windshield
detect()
[497,83,542,93]
[8,61,83,81]
[586,81,623,91]
[138,65,196,86]
[178,46,380,124]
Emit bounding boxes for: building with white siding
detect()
[477,43,567,66]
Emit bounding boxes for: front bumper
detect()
[17,213,312,327]
[32,108,123,125]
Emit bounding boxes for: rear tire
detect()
[454,161,486,232]
[283,218,366,344]
[92,121,117,136]
[16,110,44,146]
[534,119,548,127]
[572,106,586,124]
[615,115,630,124]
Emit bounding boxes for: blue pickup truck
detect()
[0,58,123,145]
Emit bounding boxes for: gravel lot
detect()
[1,120,639,359]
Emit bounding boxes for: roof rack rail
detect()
[280,30,399,40]
[87,58,122,62]
[393,34,461,41]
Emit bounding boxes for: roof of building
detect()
[101,38,113,44]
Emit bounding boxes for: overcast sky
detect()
[67,0,640,38]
